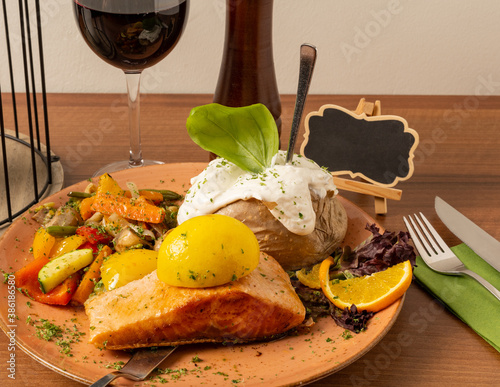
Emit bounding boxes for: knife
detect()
[435,196,500,273]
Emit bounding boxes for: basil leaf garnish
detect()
[186,103,279,173]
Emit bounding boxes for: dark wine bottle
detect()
[212,0,281,159]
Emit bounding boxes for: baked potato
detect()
[215,190,348,270]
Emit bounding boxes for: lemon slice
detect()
[319,258,412,312]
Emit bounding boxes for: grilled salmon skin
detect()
[85,252,305,349]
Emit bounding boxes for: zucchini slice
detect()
[38,249,94,293]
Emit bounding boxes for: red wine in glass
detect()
[73,0,189,175]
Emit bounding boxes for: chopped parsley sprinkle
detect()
[30,318,85,356]
[105,361,125,370]
[342,330,353,340]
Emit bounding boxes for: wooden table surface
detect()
[1,94,499,386]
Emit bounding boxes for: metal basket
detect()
[1,0,60,227]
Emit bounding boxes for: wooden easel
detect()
[353,98,391,214]
[354,98,382,117]
[325,98,405,214]
[332,175,401,215]
[301,98,418,215]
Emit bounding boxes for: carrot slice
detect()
[15,256,50,288]
[91,193,165,223]
[124,189,164,204]
[71,245,112,305]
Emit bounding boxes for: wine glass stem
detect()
[125,71,143,168]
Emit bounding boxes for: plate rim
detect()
[0,162,405,386]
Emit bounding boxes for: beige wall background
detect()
[2,0,500,96]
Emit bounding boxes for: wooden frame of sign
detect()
[300,98,419,214]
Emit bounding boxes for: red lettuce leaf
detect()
[291,223,416,333]
[334,224,416,278]
[331,305,374,333]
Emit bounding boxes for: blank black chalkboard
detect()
[300,104,419,187]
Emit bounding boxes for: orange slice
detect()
[319,258,412,312]
[296,263,322,289]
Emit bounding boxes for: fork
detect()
[90,346,177,387]
[403,213,500,301]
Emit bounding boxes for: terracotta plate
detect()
[0,163,404,386]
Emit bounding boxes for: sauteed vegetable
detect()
[15,173,182,306]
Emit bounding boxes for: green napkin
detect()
[413,243,500,352]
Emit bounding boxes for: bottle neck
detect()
[224,0,274,52]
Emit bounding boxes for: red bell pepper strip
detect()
[78,241,100,254]
[15,256,81,305]
[76,226,112,246]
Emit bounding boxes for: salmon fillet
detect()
[85,252,305,349]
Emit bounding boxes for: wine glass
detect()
[73,0,189,175]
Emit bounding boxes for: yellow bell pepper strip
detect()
[100,249,158,291]
[96,173,125,196]
[91,193,165,224]
[79,196,96,220]
[50,235,87,258]
[32,228,56,260]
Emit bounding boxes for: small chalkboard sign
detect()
[300,103,419,188]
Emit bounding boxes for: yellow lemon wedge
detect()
[319,258,413,312]
[157,214,260,288]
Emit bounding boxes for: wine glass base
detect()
[92,160,164,177]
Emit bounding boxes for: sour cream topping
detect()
[177,151,338,235]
